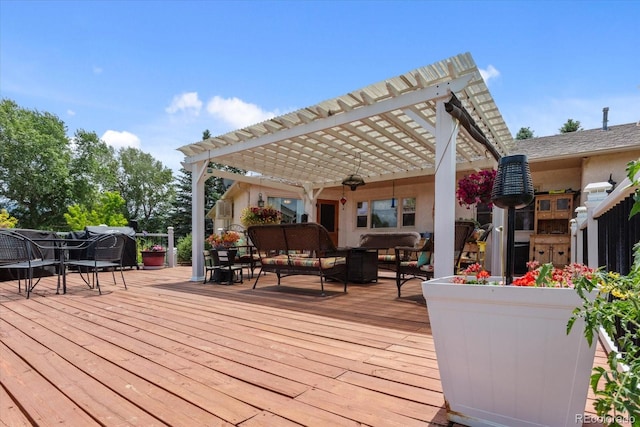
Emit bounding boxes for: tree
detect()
[559,119,582,133]
[117,147,175,232]
[69,129,118,209]
[169,167,196,238]
[63,191,129,230]
[515,127,534,140]
[168,129,245,239]
[0,99,73,230]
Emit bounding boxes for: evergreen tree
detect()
[169,129,246,239]
[559,119,582,133]
[515,127,534,140]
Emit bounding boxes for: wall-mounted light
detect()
[257,193,265,208]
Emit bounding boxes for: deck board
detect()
[0,267,612,426]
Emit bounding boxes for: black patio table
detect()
[29,236,93,295]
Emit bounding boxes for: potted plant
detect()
[423,159,640,426]
[456,169,497,208]
[206,230,241,249]
[240,205,282,227]
[422,262,606,427]
[140,242,166,269]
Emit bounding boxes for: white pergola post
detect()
[191,160,208,281]
[433,99,458,279]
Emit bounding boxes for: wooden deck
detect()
[1,267,609,426]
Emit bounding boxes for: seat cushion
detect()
[378,254,396,263]
[261,256,346,269]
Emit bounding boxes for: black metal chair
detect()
[65,233,127,294]
[203,250,217,284]
[206,248,243,285]
[0,230,58,298]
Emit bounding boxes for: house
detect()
[178,52,639,281]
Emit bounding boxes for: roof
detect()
[513,122,640,161]
[178,52,514,190]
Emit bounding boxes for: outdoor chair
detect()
[0,230,58,298]
[394,220,476,297]
[65,232,128,294]
[458,223,493,270]
[226,224,260,278]
[203,248,243,285]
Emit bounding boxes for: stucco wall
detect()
[581,151,640,199]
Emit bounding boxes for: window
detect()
[357,198,416,229]
[515,200,535,230]
[476,203,492,226]
[356,201,368,228]
[371,199,397,228]
[267,197,303,223]
[402,198,416,226]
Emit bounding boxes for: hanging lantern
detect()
[340,186,347,210]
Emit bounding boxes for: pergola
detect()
[178,52,514,282]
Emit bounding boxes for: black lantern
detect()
[341,152,365,191]
[491,155,534,285]
[341,175,365,191]
[257,193,265,208]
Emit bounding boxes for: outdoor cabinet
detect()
[529,192,576,268]
[529,235,571,267]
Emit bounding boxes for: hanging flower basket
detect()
[240,206,282,227]
[456,169,496,208]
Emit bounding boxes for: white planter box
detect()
[422,277,597,427]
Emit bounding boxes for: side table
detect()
[348,248,378,283]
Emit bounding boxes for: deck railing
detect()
[574,177,639,353]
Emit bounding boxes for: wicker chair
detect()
[394,220,476,298]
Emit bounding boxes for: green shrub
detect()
[176,233,192,264]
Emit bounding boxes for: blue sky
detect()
[2,0,639,175]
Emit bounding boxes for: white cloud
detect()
[67,109,76,116]
[479,65,500,84]
[93,66,103,75]
[165,92,203,115]
[101,130,141,149]
[206,96,276,128]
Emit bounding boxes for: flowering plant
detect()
[456,169,496,208]
[512,260,597,288]
[140,231,165,251]
[566,159,640,423]
[453,263,493,284]
[240,205,282,227]
[207,230,241,246]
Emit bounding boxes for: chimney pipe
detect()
[602,107,609,131]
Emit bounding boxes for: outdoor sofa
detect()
[358,231,422,271]
[247,223,349,296]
